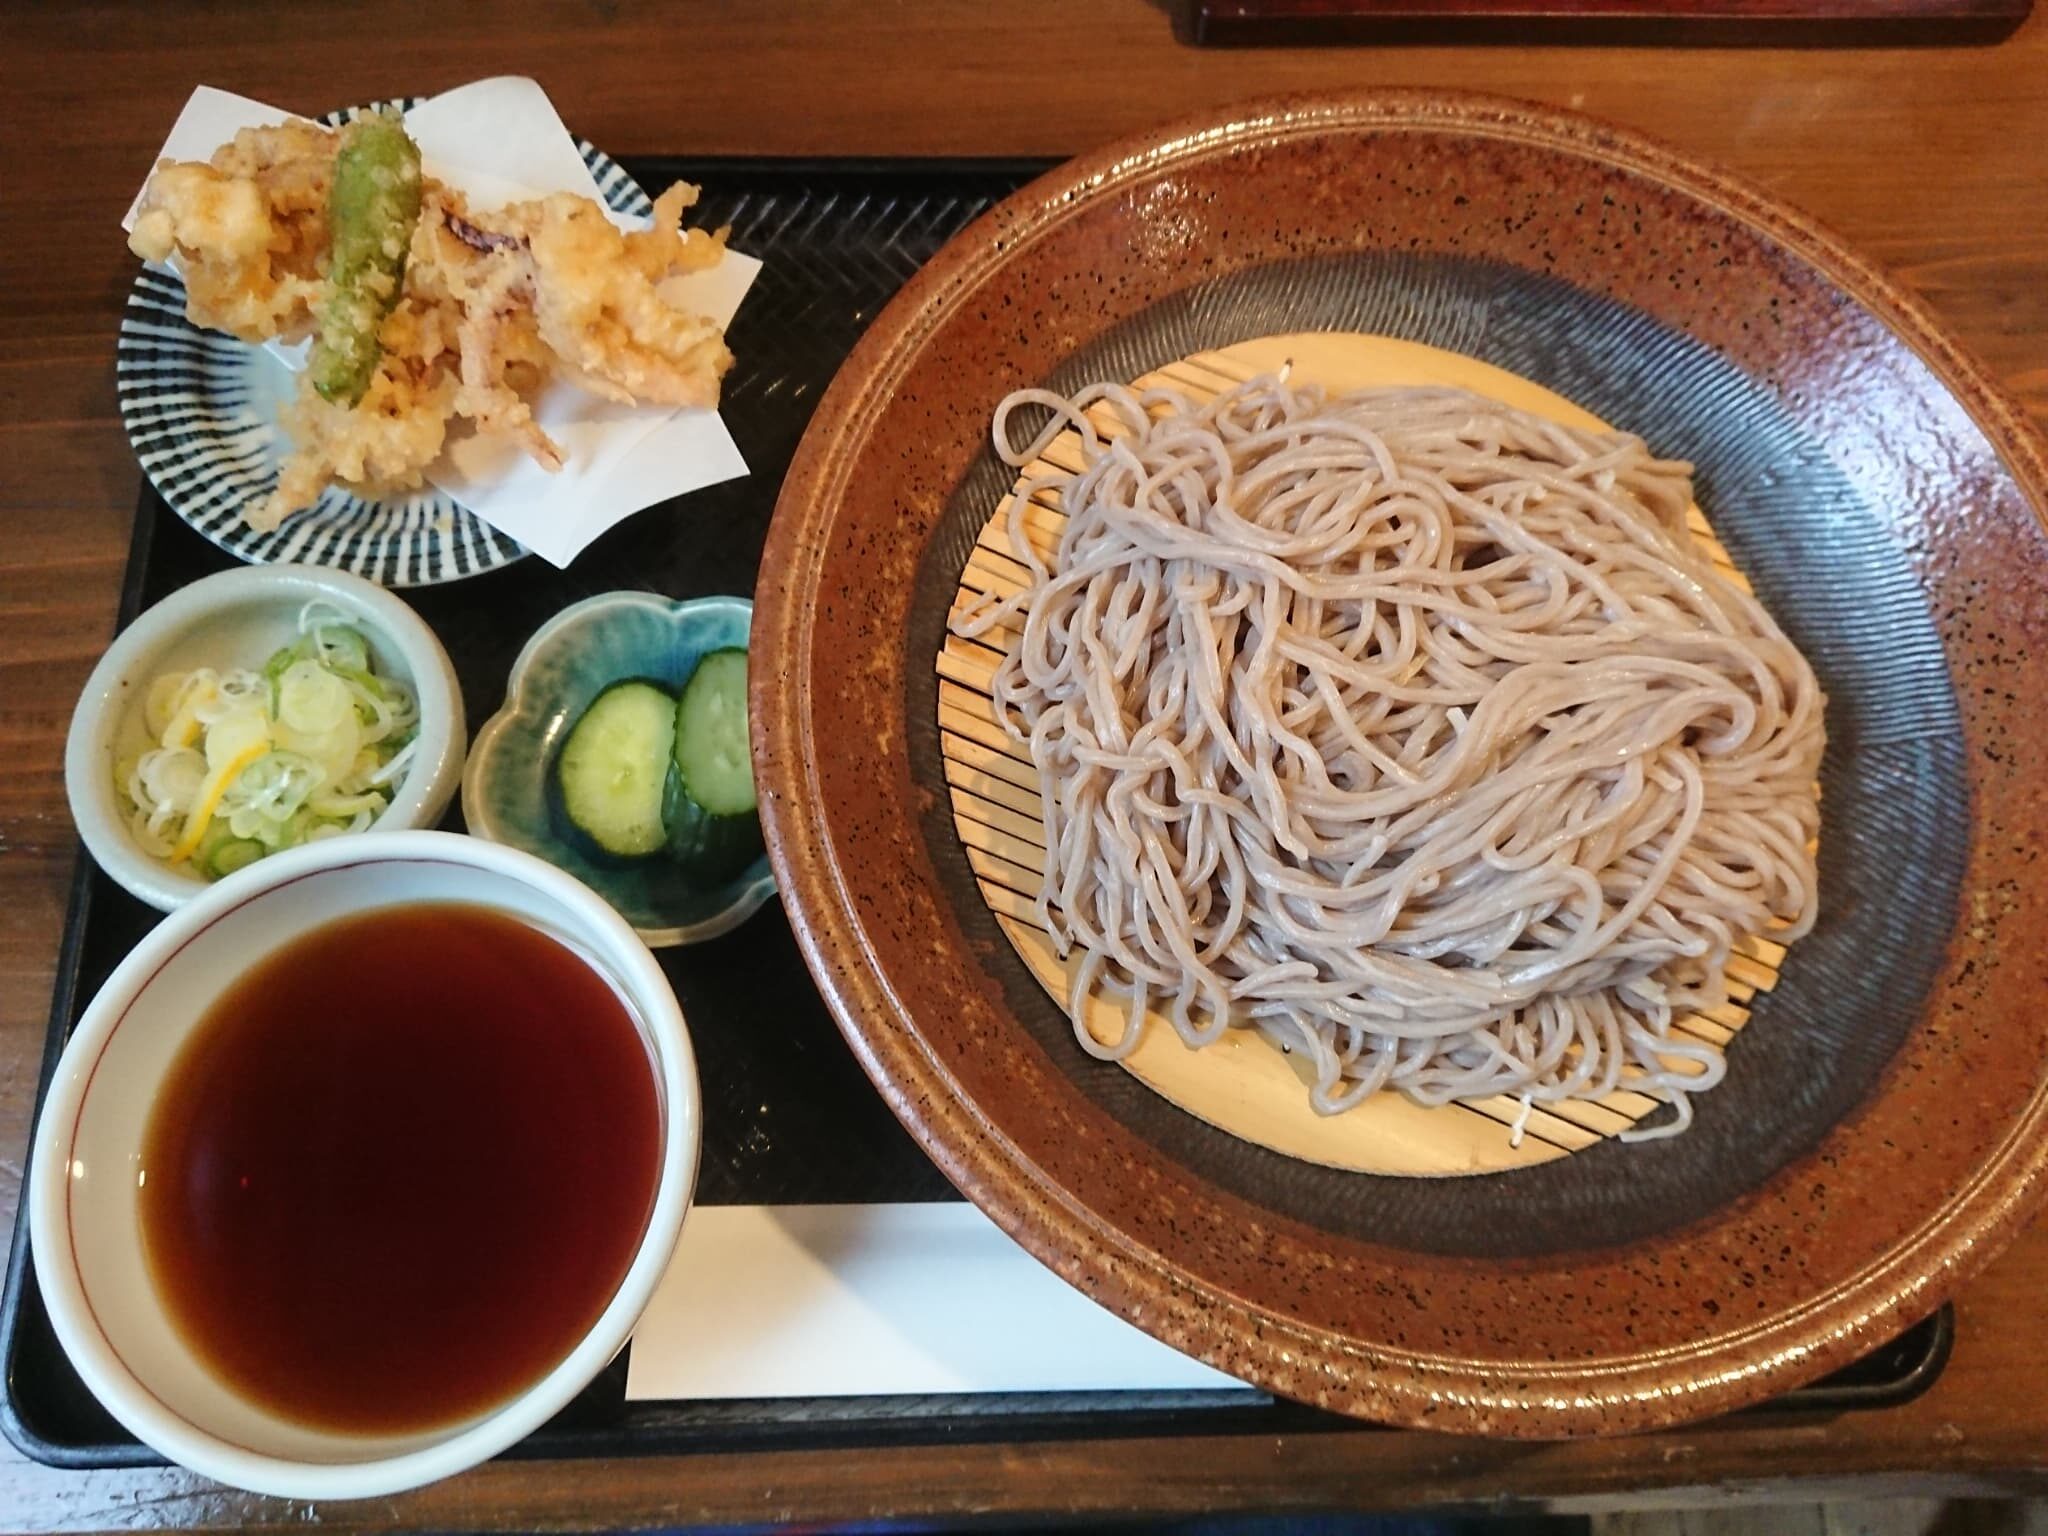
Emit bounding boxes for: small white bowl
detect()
[29,830,701,1500]
[65,565,466,911]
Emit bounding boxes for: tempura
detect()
[128,116,736,531]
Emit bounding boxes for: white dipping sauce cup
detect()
[28,831,700,1499]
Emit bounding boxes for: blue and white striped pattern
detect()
[116,103,654,588]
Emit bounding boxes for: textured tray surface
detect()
[0,157,1950,1470]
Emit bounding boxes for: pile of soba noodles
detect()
[953,374,1824,1140]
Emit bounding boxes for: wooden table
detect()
[4,2,2046,1528]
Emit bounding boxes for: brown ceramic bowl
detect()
[752,90,2048,1436]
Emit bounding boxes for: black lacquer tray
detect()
[0,158,1952,1470]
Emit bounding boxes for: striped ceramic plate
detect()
[115,101,653,588]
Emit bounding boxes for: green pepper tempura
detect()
[309,113,424,405]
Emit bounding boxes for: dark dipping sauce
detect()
[139,902,662,1436]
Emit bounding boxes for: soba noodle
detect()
[952,374,1824,1141]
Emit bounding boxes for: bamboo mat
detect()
[938,333,1791,1176]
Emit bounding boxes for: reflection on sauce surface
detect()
[140,901,661,1435]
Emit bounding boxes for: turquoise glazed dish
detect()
[462,592,774,946]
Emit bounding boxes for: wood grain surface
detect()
[1181,0,2037,49]
[1,1,2045,1528]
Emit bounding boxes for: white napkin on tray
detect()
[625,1202,1244,1400]
[125,77,761,567]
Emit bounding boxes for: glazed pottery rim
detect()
[753,87,2048,1435]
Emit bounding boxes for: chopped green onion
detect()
[120,612,418,883]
